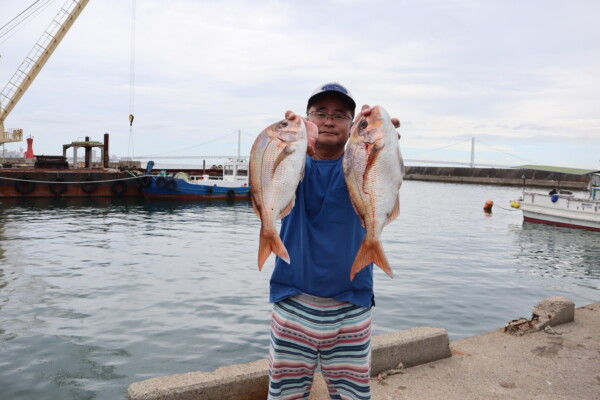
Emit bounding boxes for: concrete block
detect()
[532,296,575,327]
[126,327,451,400]
[371,326,451,375]
[126,359,269,400]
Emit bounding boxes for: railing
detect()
[1,128,24,144]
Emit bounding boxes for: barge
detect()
[0,168,142,198]
[0,134,143,198]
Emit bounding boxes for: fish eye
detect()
[359,120,368,129]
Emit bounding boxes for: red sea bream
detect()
[343,105,404,280]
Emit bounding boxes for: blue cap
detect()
[307,82,356,117]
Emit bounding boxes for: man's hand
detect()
[285,110,318,156]
[359,104,401,129]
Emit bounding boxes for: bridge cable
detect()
[140,130,241,158]
[405,138,471,157]
[475,138,537,164]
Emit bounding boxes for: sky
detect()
[0,0,599,170]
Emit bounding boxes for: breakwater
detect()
[404,166,589,190]
[148,166,590,190]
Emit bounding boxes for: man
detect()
[267,82,400,400]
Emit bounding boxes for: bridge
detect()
[132,155,512,169]
[126,136,526,169]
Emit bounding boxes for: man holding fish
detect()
[249,82,403,400]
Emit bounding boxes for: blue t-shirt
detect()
[269,155,374,308]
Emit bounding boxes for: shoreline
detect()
[126,297,599,400]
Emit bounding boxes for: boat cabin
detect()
[591,173,600,200]
[175,159,249,187]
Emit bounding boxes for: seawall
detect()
[126,297,598,400]
[404,166,589,190]
[126,327,452,400]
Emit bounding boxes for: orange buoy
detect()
[483,200,494,212]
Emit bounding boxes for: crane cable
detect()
[0,0,55,45]
[0,1,42,35]
[127,0,137,161]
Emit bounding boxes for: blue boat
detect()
[141,159,250,201]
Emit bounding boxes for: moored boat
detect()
[512,165,600,232]
[0,168,142,198]
[140,159,250,200]
[0,134,144,198]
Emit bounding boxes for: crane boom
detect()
[0,0,90,144]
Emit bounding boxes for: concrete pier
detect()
[126,298,599,399]
[126,327,451,400]
[369,300,599,400]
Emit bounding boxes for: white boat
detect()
[513,166,600,232]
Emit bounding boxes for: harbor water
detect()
[1,181,599,399]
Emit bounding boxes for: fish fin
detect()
[385,195,400,226]
[398,149,405,176]
[258,228,290,271]
[278,196,295,220]
[272,144,295,174]
[349,200,366,228]
[350,238,393,281]
[299,157,305,181]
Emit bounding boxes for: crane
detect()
[0,0,89,147]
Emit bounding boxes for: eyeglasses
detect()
[308,111,352,123]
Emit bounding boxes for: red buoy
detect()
[483,200,494,213]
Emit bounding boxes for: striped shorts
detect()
[268,294,372,400]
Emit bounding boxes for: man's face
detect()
[307,95,353,151]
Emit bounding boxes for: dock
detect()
[126,297,599,399]
[370,298,599,400]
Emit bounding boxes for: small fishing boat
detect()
[512,165,600,232]
[141,159,250,200]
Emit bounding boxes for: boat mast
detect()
[237,129,241,161]
[0,0,90,145]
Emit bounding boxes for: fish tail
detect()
[258,227,290,271]
[350,238,393,281]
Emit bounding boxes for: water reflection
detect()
[0,196,125,211]
[515,222,600,282]
[0,211,6,261]
[140,198,251,214]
